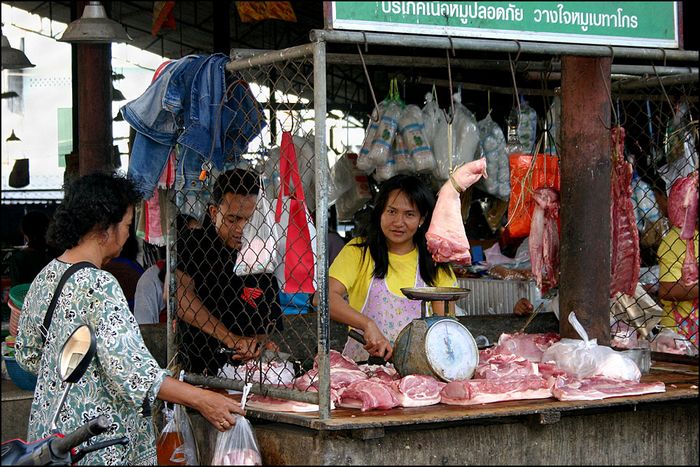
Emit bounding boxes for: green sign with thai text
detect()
[329,2,678,48]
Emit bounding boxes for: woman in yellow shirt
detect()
[327,175,456,362]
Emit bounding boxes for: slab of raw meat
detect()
[440,375,552,405]
[481,332,561,363]
[313,349,361,371]
[609,127,640,297]
[246,394,329,412]
[293,366,367,392]
[426,158,488,264]
[668,172,699,287]
[474,353,540,380]
[358,363,401,382]
[529,187,560,294]
[551,375,665,401]
[392,374,446,407]
[338,378,401,411]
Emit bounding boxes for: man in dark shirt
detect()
[177,169,282,375]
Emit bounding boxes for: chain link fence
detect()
[163,45,696,407]
[608,80,698,355]
[170,45,333,406]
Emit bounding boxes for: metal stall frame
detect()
[169,30,697,422]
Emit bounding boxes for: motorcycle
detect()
[1,325,128,465]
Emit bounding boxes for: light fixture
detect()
[1,31,35,70]
[6,130,21,142]
[58,1,132,44]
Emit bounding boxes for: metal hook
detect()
[447,35,455,57]
[607,45,615,63]
[659,48,667,67]
[362,31,368,53]
[513,40,522,63]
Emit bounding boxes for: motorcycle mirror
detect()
[59,324,96,383]
[50,325,96,431]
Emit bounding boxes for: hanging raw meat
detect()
[426,158,488,264]
[529,187,560,294]
[609,127,640,297]
[668,171,699,287]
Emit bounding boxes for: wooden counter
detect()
[189,362,698,465]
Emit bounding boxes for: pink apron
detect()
[342,259,426,362]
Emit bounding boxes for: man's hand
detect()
[228,336,261,361]
[513,298,534,316]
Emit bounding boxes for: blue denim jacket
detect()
[121,53,265,199]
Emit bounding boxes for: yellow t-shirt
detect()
[656,226,699,328]
[329,237,457,313]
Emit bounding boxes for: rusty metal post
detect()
[77,42,112,175]
[559,56,612,344]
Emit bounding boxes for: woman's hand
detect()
[194,388,246,432]
[362,320,393,360]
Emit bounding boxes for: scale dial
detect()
[424,319,478,382]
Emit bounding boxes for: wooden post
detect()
[559,56,612,344]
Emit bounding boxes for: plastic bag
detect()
[476,114,509,200]
[211,415,262,465]
[541,312,641,381]
[421,90,444,150]
[234,189,282,276]
[432,92,480,181]
[367,100,402,167]
[392,131,414,174]
[505,151,560,238]
[335,153,373,221]
[650,328,698,356]
[356,103,385,174]
[156,403,200,465]
[398,104,434,174]
[517,99,538,153]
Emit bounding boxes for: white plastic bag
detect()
[476,113,509,200]
[398,104,434,174]
[432,92,479,181]
[234,189,282,276]
[541,312,641,381]
[421,91,444,150]
[357,103,385,174]
[156,403,200,465]
[367,100,402,167]
[211,415,262,465]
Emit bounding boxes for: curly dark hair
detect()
[47,172,142,251]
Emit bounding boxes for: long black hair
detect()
[48,172,141,251]
[355,174,451,286]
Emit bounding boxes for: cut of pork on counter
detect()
[440,375,553,406]
[480,332,561,363]
[551,375,666,401]
[426,158,488,264]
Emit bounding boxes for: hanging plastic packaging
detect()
[367,101,402,167]
[156,402,200,465]
[211,415,262,465]
[432,92,480,181]
[517,99,538,153]
[476,113,509,200]
[393,131,414,174]
[398,104,435,173]
[421,89,444,150]
[356,103,385,173]
[234,187,282,276]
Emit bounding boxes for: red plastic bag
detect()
[505,152,560,238]
[275,131,316,294]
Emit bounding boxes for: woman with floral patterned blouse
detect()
[16,173,244,465]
